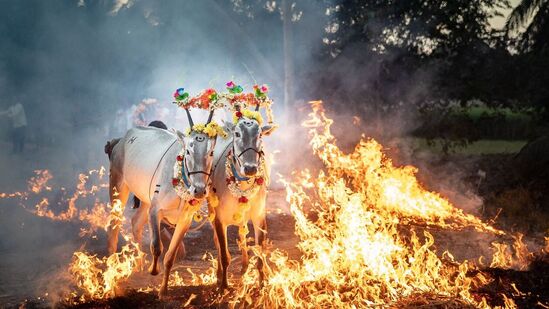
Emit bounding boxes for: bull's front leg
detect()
[159,210,191,298]
[213,218,231,289]
[239,225,249,275]
[253,215,267,285]
[148,202,163,276]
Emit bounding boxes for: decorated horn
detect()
[206,110,214,124]
[184,108,194,127]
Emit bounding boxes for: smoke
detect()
[0,0,329,304]
[0,0,501,305]
[110,0,134,15]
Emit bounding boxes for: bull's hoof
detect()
[158,286,168,299]
[217,279,229,291]
[148,265,160,276]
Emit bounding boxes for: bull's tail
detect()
[104,138,121,159]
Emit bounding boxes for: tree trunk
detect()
[282,0,295,113]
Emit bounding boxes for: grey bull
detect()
[208,117,275,289]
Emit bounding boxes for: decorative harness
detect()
[224,143,267,199]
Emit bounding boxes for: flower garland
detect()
[172,147,210,223]
[184,121,228,139]
[225,152,267,223]
[173,87,224,111]
[172,148,196,202]
[219,81,273,116]
[233,109,263,125]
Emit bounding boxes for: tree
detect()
[505,0,549,52]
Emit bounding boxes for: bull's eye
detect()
[235,132,241,138]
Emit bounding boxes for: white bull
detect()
[105,123,217,297]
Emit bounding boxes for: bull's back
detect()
[122,126,180,203]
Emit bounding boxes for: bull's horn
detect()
[206,110,215,124]
[184,108,194,128]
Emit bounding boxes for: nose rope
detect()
[230,159,250,181]
[237,147,264,158]
[182,151,213,189]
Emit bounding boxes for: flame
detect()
[230,101,517,308]
[69,235,144,300]
[1,101,544,307]
[490,233,533,270]
[0,167,143,301]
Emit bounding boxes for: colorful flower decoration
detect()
[233,109,263,125]
[187,88,218,110]
[174,87,189,102]
[253,84,269,100]
[225,153,267,223]
[184,121,227,139]
[226,81,244,94]
[173,87,221,110]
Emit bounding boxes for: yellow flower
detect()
[207,194,219,208]
[233,212,243,222]
[239,202,251,211]
[233,110,263,125]
[239,224,249,236]
[186,121,226,138]
[192,124,205,132]
[203,124,217,138]
[208,212,216,222]
[193,212,203,222]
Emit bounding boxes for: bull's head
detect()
[179,109,217,199]
[225,108,274,177]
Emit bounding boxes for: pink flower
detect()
[260,85,269,93]
[226,81,235,88]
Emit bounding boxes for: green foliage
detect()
[325,0,510,56]
[505,0,549,52]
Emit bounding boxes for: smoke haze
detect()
[0,0,502,305]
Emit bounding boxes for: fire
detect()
[230,101,518,308]
[70,235,144,300]
[0,167,144,301]
[1,101,545,307]
[490,234,533,270]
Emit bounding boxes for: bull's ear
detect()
[261,124,277,137]
[222,120,235,134]
[174,129,185,142]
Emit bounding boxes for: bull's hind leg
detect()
[131,201,150,251]
[148,199,164,275]
[106,174,130,254]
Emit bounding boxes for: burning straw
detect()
[229,101,525,308]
